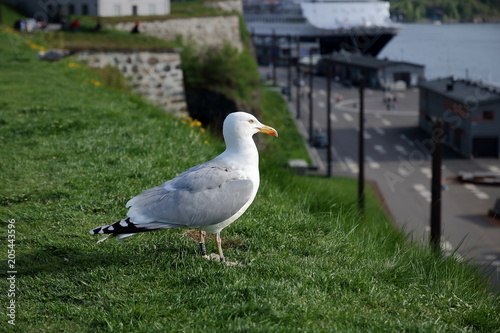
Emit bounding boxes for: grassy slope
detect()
[1,30,499,332]
[0,3,23,28]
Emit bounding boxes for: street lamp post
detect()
[308,47,314,142]
[287,35,292,102]
[271,29,277,85]
[430,118,443,252]
[295,36,301,119]
[358,74,365,213]
[326,59,333,178]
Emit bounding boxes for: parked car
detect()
[313,131,328,148]
[281,86,290,96]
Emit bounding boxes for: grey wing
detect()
[125,165,254,228]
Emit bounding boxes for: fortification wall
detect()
[78,51,187,116]
[110,15,242,51]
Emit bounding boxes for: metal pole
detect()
[430,119,443,252]
[295,36,301,119]
[272,29,277,85]
[308,47,314,142]
[326,59,332,178]
[358,74,365,213]
[287,35,292,102]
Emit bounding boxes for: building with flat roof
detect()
[4,0,170,22]
[419,77,500,158]
[318,52,425,89]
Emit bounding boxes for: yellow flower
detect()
[26,41,47,52]
[68,62,82,68]
[204,140,210,145]
[90,79,102,86]
[200,128,206,133]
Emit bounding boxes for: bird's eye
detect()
[248,119,254,124]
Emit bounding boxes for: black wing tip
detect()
[89,217,150,235]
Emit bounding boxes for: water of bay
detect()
[378,23,500,87]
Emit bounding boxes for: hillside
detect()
[389,0,500,22]
[1,27,500,332]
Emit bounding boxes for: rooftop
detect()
[419,77,500,105]
[328,52,424,70]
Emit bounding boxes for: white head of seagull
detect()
[89,111,277,265]
[222,112,278,151]
[218,112,278,175]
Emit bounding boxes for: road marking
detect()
[343,113,354,122]
[374,145,386,154]
[487,165,500,173]
[364,131,372,139]
[318,89,326,96]
[318,101,325,108]
[330,113,338,122]
[476,192,490,200]
[464,183,490,200]
[420,167,432,178]
[395,144,408,155]
[381,118,392,126]
[398,165,412,177]
[413,183,431,202]
[374,128,385,135]
[345,157,359,174]
[400,134,415,146]
[331,148,348,172]
[366,156,380,169]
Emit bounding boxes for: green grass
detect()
[181,42,260,103]
[0,3,23,28]
[260,89,312,164]
[1,29,499,332]
[37,29,180,52]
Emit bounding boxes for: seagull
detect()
[89,112,278,263]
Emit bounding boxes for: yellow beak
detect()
[258,125,278,137]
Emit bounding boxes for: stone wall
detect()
[78,51,187,116]
[81,12,245,117]
[110,15,242,51]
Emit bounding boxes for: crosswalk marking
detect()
[381,119,392,126]
[420,167,432,178]
[400,134,415,146]
[345,157,359,174]
[488,165,500,173]
[343,113,354,122]
[395,144,408,155]
[374,145,386,154]
[464,183,490,200]
[366,156,380,169]
[413,183,431,202]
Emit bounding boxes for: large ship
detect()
[244,0,401,64]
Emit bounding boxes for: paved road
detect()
[263,67,500,290]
